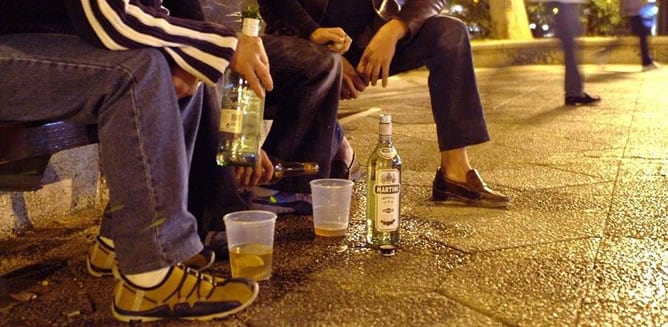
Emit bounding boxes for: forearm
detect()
[65,0,237,85]
[382,19,409,42]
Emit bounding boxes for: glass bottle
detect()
[366,114,402,247]
[217,16,264,167]
[265,160,320,185]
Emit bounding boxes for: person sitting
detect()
[258,0,510,208]
[0,0,275,322]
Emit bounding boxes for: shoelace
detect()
[164,264,218,302]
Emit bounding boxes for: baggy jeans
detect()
[0,33,203,274]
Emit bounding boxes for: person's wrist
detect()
[385,19,408,41]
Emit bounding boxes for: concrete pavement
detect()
[1,64,666,326]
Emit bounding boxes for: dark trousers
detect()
[549,2,584,98]
[343,15,490,150]
[629,15,653,66]
[261,34,343,193]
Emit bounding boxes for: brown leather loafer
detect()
[432,168,510,208]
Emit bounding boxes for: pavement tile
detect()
[440,238,600,327]
[579,237,668,327]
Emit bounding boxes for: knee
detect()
[301,45,341,84]
[122,48,172,83]
[423,15,471,52]
[310,46,341,76]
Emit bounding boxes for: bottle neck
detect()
[241,18,260,37]
[378,123,392,143]
[267,160,319,184]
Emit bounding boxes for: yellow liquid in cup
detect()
[229,243,273,281]
[314,223,347,237]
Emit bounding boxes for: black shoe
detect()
[432,168,510,208]
[565,93,601,106]
[330,152,361,181]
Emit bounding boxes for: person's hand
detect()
[171,65,200,99]
[309,27,351,54]
[341,56,367,99]
[230,33,274,98]
[356,19,408,87]
[235,149,274,186]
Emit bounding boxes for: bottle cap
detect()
[304,162,320,174]
[379,114,392,135]
[379,244,396,256]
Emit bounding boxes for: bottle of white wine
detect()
[366,114,402,248]
[217,13,264,167]
[265,160,320,185]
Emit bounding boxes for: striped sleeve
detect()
[66,0,237,85]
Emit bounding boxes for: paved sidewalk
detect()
[1,65,666,326]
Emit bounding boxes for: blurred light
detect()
[541,24,550,31]
[552,7,559,15]
[451,5,463,14]
[529,23,537,29]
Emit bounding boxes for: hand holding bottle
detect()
[230,33,274,98]
[235,149,274,186]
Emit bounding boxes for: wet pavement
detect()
[1,64,667,326]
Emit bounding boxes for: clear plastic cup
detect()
[223,210,277,281]
[309,178,354,237]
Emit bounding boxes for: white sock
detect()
[125,267,170,288]
[99,236,115,249]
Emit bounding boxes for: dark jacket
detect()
[0,0,205,35]
[258,0,445,46]
[0,0,235,86]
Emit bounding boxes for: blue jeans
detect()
[0,33,203,274]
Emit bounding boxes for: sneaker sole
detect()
[110,281,260,322]
[86,257,113,278]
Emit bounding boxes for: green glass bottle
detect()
[366,114,402,247]
[217,15,264,167]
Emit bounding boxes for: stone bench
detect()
[0,120,98,192]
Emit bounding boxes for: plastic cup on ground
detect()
[223,210,277,281]
[309,178,355,237]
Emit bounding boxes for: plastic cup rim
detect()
[309,178,354,188]
[223,210,277,226]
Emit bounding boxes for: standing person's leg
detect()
[630,15,653,66]
[0,33,258,321]
[551,2,600,105]
[552,2,583,98]
[261,34,342,194]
